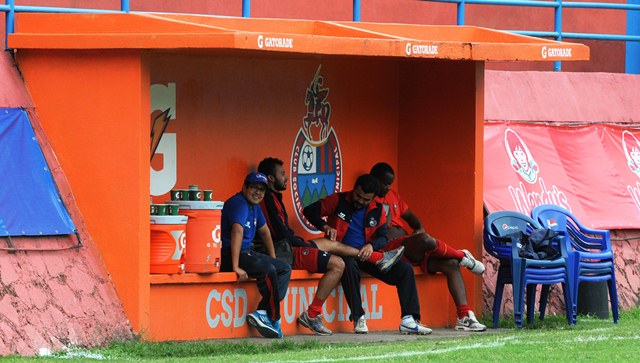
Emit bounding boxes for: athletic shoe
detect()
[459,249,486,275]
[273,318,283,338]
[376,246,405,273]
[354,316,368,334]
[246,311,281,339]
[400,320,433,335]
[455,311,487,332]
[298,311,332,336]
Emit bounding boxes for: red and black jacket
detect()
[303,191,389,250]
[258,188,304,246]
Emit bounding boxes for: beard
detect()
[353,201,366,210]
[274,180,287,192]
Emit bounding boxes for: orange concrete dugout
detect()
[9,13,588,340]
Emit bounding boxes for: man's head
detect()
[351,174,381,210]
[242,171,268,205]
[258,157,288,192]
[370,162,395,197]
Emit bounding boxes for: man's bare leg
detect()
[298,255,344,336]
[312,238,361,257]
[426,258,467,306]
[312,238,405,273]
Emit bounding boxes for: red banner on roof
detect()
[484,123,640,229]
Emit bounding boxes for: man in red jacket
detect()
[304,174,431,335]
[370,162,486,332]
[256,157,404,336]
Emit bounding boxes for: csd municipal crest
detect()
[291,65,342,233]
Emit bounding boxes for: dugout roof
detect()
[9,13,588,62]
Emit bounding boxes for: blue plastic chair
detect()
[531,204,619,323]
[484,210,574,328]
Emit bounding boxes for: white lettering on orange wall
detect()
[206,288,248,328]
[206,284,382,328]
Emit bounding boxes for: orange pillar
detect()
[397,59,485,318]
[17,50,151,332]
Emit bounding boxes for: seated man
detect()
[220,171,292,339]
[255,157,404,336]
[370,162,486,332]
[304,174,431,335]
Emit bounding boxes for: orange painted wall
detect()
[397,60,485,309]
[150,54,400,240]
[149,271,449,340]
[16,50,151,331]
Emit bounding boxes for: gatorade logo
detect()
[258,34,293,49]
[180,232,186,251]
[405,42,438,56]
[212,225,221,244]
[542,46,572,59]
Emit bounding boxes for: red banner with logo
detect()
[484,123,640,229]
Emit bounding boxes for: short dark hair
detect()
[370,162,395,179]
[354,174,381,195]
[258,157,284,177]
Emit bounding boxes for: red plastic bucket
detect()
[171,201,223,273]
[150,215,187,274]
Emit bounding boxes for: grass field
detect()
[2,309,638,362]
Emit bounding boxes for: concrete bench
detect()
[148,267,450,341]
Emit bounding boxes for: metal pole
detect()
[242,0,250,17]
[121,0,130,13]
[353,0,361,21]
[627,0,640,73]
[458,0,466,25]
[554,0,563,71]
[6,0,14,50]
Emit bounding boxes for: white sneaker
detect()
[459,249,485,275]
[399,320,432,335]
[455,311,487,332]
[354,316,368,334]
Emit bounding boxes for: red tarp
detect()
[484,122,640,229]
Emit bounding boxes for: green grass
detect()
[2,309,639,362]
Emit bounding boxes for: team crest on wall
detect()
[291,65,342,233]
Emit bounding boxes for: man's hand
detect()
[323,225,338,241]
[234,267,249,282]
[357,244,373,261]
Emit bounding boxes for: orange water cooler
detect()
[150,215,188,274]
[169,200,223,273]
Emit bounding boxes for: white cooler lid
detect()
[166,200,224,210]
[150,215,188,224]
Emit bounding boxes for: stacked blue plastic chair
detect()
[532,204,619,323]
[484,210,574,328]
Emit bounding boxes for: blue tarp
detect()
[0,108,76,236]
